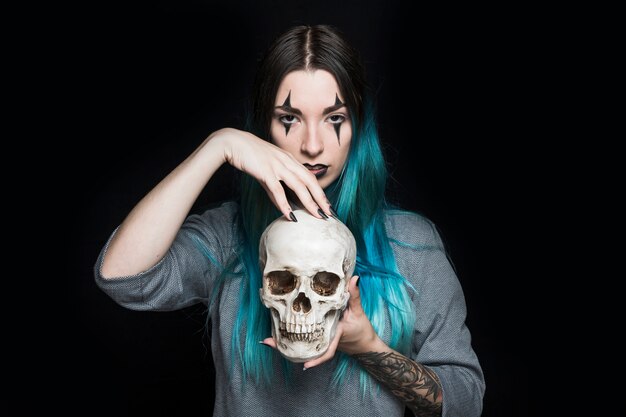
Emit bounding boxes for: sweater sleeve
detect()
[93,201,240,311]
[386,212,485,417]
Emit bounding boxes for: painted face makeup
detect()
[274,91,347,144]
[271,70,353,188]
[281,91,293,136]
[331,94,344,145]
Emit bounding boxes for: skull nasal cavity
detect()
[293,292,311,313]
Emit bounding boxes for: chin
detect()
[318,175,337,189]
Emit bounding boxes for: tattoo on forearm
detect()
[352,351,442,416]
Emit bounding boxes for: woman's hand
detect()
[261,276,385,369]
[302,275,385,369]
[210,128,331,220]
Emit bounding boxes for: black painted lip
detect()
[304,163,328,178]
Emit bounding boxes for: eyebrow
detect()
[274,104,302,116]
[274,102,346,116]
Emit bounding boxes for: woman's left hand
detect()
[262,275,384,369]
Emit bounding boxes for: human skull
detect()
[259,209,356,362]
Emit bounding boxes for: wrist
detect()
[353,335,389,355]
[201,128,231,165]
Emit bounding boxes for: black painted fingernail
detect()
[318,208,329,219]
[289,212,298,222]
[329,206,338,218]
[356,277,360,287]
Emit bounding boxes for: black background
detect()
[64,1,537,416]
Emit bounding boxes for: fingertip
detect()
[312,191,332,218]
[260,338,277,348]
[350,275,359,290]
[324,199,334,218]
[348,276,361,301]
[305,205,323,220]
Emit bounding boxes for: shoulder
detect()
[182,200,241,240]
[189,200,239,222]
[190,200,240,222]
[383,209,460,298]
[383,208,445,251]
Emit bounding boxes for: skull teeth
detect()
[279,321,324,342]
[280,328,324,342]
[281,322,314,333]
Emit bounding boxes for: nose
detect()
[292,292,311,313]
[300,125,324,157]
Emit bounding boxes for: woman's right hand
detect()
[209,128,332,220]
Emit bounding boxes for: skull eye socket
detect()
[267,271,296,295]
[312,272,340,296]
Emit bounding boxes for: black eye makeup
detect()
[274,90,303,137]
[280,91,293,136]
[273,91,348,141]
[331,94,345,145]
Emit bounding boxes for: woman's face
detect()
[270,70,352,189]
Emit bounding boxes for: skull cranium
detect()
[259,209,356,362]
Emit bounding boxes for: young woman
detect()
[95,24,485,416]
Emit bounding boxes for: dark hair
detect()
[210,24,417,391]
[251,24,366,138]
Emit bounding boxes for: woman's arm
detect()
[101,128,331,279]
[300,276,442,416]
[264,215,484,416]
[100,130,226,278]
[352,348,442,416]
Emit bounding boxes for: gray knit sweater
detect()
[94,201,485,416]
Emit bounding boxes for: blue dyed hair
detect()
[207,25,416,392]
